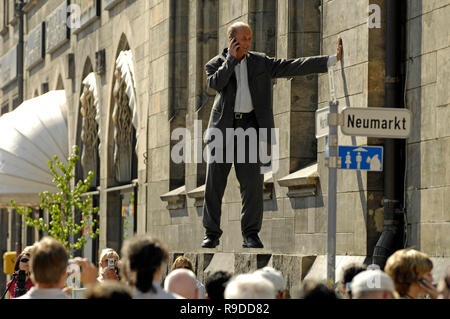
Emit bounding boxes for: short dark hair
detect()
[298,280,338,300]
[342,263,367,285]
[86,281,133,299]
[205,271,232,300]
[120,235,168,293]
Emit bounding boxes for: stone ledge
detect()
[303,255,368,283]
[160,185,186,210]
[277,163,319,198]
[186,184,205,207]
[104,0,124,10]
[263,172,274,201]
[162,252,316,298]
[187,174,275,207]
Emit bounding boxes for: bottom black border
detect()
[0,299,445,318]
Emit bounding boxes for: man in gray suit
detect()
[201,22,342,248]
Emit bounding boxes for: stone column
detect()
[273,0,322,185]
[186,0,218,192]
[168,0,189,190]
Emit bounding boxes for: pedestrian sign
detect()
[338,146,383,171]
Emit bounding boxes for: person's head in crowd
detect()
[85,281,133,299]
[6,246,34,298]
[13,246,34,275]
[171,256,194,272]
[30,237,69,289]
[98,248,120,282]
[350,269,395,299]
[164,268,199,299]
[253,267,287,299]
[437,265,450,299]
[297,280,338,299]
[205,271,232,300]
[120,235,169,294]
[224,273,275,299]
[341,263,367,298]
[384,248,435,299]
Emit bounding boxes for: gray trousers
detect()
[202,112,264,239]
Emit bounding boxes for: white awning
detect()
[0,90,68,207]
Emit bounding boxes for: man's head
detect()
[341,263,367,297]
[227,21,252,59]
[205,271,232,300]
[297,280,338,300]
[351,269,395,299]
[253,267,287,299]
[224,273,275,299]
[86,281,133,300]
[164,268,199,299]
[30,237,69,288]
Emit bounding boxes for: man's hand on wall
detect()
[337,37,343,61]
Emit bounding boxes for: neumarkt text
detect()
[347,115,407,130]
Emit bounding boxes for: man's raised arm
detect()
[266,37,343,78]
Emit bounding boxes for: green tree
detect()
[11,145,100,256]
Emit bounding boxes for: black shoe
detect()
[201,235,220,248]
[243,234,264,248]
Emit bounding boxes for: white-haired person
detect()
[351,269,395,299]
[253,267,287,299]
[224,273,275,299]
[164,268,198,299]
[97,248,120,282]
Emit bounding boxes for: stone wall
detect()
[405,0,450,257]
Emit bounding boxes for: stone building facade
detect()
[0,0,449,293]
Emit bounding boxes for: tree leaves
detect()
[11,145,100,257]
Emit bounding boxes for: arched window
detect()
[106,37,139,252]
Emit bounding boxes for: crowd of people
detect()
[4,235,450,300]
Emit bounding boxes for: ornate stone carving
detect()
[80,78,99,186]
[113,68,133,183]
[112,50,138,183]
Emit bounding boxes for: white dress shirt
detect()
[234,56,254,113]
[16,287,71,299]
[232,54,338,113]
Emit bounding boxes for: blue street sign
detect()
[338,146,383,171]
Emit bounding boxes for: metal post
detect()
[326,63,339,285]
[327,99,338,285]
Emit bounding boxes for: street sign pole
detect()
[327,99,337,285]
[326,68,338,285]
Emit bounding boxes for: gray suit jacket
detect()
[205,48,329,145]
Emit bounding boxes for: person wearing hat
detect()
[254,267,287,299]
[350,269,395,299]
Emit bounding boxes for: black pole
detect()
[15,0,25,257]
[1,273,17,299]
[17,0,24,104]
[372,0,404,268]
